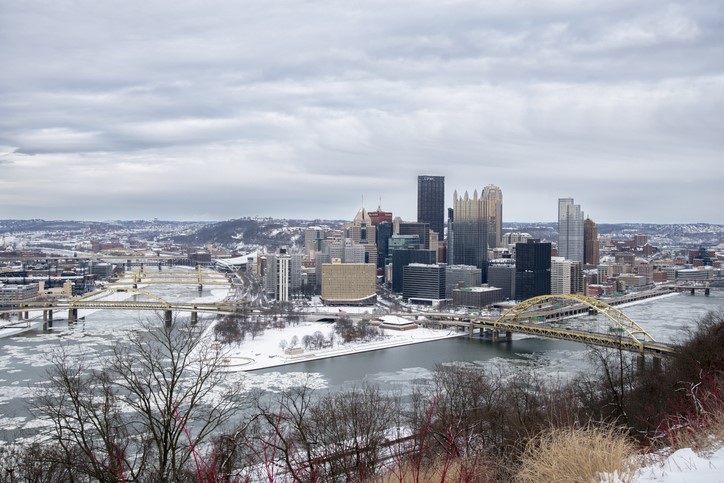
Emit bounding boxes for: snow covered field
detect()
[617,446,724,482]
[207,318,463,372]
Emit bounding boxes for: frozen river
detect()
[1,272,721,444]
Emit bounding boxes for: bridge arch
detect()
[72,287,171,307]
[495,294,656,348]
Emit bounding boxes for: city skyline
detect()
[1,1,723,224]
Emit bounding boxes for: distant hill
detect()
[171,218,346,253]
[505,222,724,248]
[2,219,722,252]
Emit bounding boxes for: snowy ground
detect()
[209,319,463,372]
[601,446,724,482]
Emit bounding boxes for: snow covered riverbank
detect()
[207,319,463,372]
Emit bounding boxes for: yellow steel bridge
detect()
[4,289,676,356]
[114,266,231,288]
[418,294,676,357]
[3,286,248,327]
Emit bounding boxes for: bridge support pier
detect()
[635,354,662,373]
[691,288,696,295]
[68,308,78,323]
[164,310,173,327]
[191,310,198,325]
[705,288,710,296]
[636,354,645,372]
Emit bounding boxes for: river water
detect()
[255,290,724,393]
[1,276,722,444]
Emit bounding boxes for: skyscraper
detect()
[584,217,600,266]
[448,190,488,281]
[347,207,377,264]
[417,175,445,241]
[375,221,393,269]
[398,222,430,250]
[515,239,551,300]
[266,248,297,302]
[551,257,583,295]
[558,198,584,262]
[368,206,393,226]
[482,184,503,249]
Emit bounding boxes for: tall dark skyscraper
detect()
[417,175,445,241]
[515,239,551,301]
[375,221,393,269]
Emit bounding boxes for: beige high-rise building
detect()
[551,256,584,295]
[482,184,503,249]
[320,261,377,305]
[346,207,377,265]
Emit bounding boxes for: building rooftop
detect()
[455,286,501,293]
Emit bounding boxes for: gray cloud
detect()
[1,0,723,223]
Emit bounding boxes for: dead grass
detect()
[515,426,637,483]
[375,456,494,483]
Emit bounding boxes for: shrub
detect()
[515,426,636,483]
[376,455,494,483]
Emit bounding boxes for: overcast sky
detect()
[1,1,722,224]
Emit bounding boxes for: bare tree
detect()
[243,378,321,481]
[313,331,325,348]
[30,316,245,482]
[310,384,400,481]
[302,334,314,350]
[214,314,245,345]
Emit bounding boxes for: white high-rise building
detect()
[276,253,290,302]
[482,184,503,249]
[265,248,300,302]
[558,198,584,262]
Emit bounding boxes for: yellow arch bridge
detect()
[419,294,677,357]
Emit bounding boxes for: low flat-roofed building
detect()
[375,315,418,331]
[0,283,40,306]
[321,262,376,305]
[676,268,712,281]
[403,263,446,304]
[452,286,503,308]
[488,263,515,300]
[445,264,481,297]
